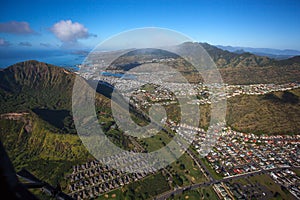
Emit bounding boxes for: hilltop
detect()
[198,42,300,84]
[0,60,74,113]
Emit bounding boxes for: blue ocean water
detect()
[0,49,87,70]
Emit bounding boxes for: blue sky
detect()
[0,0,300,67]
[1,0,300,50]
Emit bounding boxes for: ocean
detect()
[0,49,87,70]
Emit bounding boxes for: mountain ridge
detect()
[216,44,300,59]
[104,42,300,84]
[0,60,76,113]
[199,42,273,68]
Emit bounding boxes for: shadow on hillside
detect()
[32,109,75,133]
[263,91,299,104]
[282,91,299,104]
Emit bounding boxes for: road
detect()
[154,166,299,200]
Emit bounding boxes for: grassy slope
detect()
[0,114,91,186]
[196,88,300,134]
[227,89,300,134]
[219,64,300,85]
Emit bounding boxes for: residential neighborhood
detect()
[63,68,300,200]
[79,66,300,107]
[67,159,155,200]
[65,122,300,200]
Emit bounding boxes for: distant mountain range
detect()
[216,44,300,59]
[200,42,273,68]
[107,42,300,84]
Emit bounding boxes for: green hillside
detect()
[0,60,129,186]
[0,60,74,113]
[0,112,91,186]
[197,88,300,134]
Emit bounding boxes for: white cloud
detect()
[0,21,35,34]
[0,38,11,47]
[50,20,96,44]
